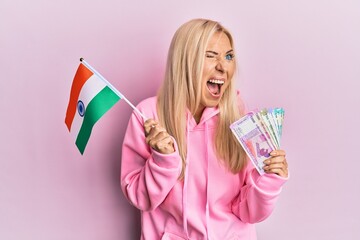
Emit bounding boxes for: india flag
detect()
[65,62,120,154]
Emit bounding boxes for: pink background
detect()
[1,0,359,239]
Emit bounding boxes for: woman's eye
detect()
[225,54,234,61]
[206,54,216,58]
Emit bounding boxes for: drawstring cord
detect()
[182,115,190,239]
[204,121,210,240]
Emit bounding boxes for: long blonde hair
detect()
[157,19,247,178]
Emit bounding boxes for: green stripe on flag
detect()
[75,86,120,154]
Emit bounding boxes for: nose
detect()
[215,59,225,73]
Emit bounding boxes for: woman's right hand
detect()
[144,119,175,154]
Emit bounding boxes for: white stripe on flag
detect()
[70,75,107,142]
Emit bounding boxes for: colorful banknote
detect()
[230,108,285,175]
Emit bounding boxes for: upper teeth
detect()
[209,79,224,84]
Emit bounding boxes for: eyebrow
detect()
[206,49,234,55]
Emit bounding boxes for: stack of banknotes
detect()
[230,108,285,175]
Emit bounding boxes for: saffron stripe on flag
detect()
[75,86,120,154]
[65,63,93,131]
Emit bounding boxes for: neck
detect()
[193,105,205,124]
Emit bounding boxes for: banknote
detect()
[230,108,284,175]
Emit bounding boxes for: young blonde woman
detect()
[121,18,288,240]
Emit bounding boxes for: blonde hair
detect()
[157,19,247,178]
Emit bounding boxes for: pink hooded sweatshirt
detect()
[121,96,287,240]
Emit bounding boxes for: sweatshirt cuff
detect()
[250,169,288,195]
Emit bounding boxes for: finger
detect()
[145,124,165,142]
[263,156,286,165]
[283,158,288,167]
[263,162,286,171]
[152,136,175,154]
[146,127,171,149]
[144,119,157,128]
[264,160,288,172]
[146,125,167,144]
[270,150,286,157]
[149,134,175,154]
[263,157,288,178]
[144,119,158,136]
[264,167,288,178]
[148,129,170,146]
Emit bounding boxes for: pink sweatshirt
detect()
[121,97,287,240]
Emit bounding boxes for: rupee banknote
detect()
[230,108,285,175]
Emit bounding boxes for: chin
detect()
[202,91,224,108]
[204,99,221,108]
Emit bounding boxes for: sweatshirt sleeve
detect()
[231,163,288,223]
[120,110,182,211]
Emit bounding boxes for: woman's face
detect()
[198,31,235,113]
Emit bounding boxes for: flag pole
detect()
[80,58,147,120]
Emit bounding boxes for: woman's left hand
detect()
[263,150,288,178]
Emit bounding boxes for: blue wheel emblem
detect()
[77,100,85,117]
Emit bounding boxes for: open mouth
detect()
[206,79,224,96]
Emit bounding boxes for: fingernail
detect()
[270,151,277,156]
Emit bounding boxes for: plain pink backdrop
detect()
[1,0,359,239]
